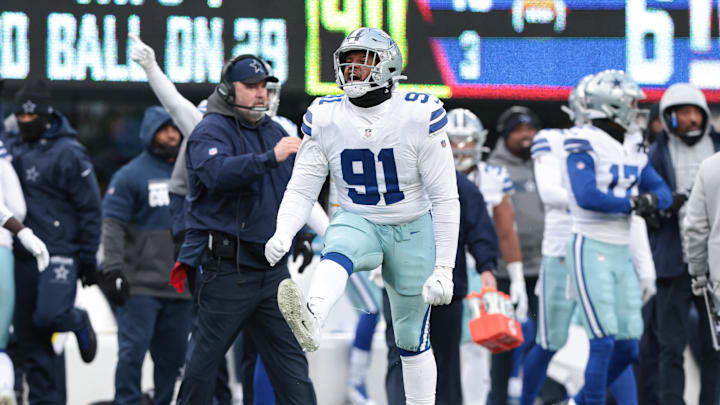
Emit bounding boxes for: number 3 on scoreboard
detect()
[341,148,405,205]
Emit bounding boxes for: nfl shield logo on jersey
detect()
[364,128,372,138]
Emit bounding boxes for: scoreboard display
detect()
[1,0,719,101]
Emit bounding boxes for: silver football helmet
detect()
[261,59,281,117]
[446,108,488,172]
[333,27,407,98]
[561,74,594,125]
[583,70,646,131]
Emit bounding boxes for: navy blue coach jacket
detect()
[184,92,294,269]
[6,110,101,264]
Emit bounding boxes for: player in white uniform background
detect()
[522,74,657,405]
[264,27,459,405]
[446,108,526,404]
[562,70,672,405]
[0,143,50,403]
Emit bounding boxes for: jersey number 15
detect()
[341,148,405,205]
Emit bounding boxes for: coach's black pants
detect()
[383,290,464,405]
[656,272,720,405]
[176,258,316,405]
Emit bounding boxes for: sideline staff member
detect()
[174,55,316,405]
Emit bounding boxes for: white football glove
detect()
[692,274,708,297]
[264,233,292,267]
[507,262,528,321]
[129,33,157,70]
[422,266,454,305]
[639,277,657,304]
[17,228,49,272]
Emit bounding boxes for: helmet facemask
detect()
[266,81,281,117]
[333,27,406,98]
[449,133,485,172]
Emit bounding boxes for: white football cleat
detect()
[277,279,320,352]
[0,352,16,405]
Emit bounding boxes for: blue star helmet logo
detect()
[612,78,622,88]
[249,59,264,74]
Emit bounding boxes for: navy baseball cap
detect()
[227,56,279,84]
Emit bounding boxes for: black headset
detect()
[216,54,268,106]
[496,106,540,134]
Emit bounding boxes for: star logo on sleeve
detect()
[25,166,40,182]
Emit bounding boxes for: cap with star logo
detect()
[14,78,53,116]
[227,56,279,84]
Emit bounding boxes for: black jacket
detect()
[647,129,720,278]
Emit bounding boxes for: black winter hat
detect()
[14,78,53,116]
[496,106,540,138]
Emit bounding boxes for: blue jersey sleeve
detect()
[531,136,552,159]
[301,110,312,137]
[639,163,672,210]
[566,152,632,214]
[429,106,448,135]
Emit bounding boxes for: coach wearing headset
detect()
[647,83,720,405]
[174,55,316,404]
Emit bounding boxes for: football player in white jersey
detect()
[562,70,671,405]
[446,108,526,404]
[264,27,459,405]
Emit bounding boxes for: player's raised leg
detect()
[278,210,383,352]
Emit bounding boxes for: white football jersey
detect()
[466,161,513,218]
[298,92,456,225]
[282,92,459,267]
[564,125,649,244]
[531,128,573,257]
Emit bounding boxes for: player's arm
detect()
[533,152,569,210]
[0,209,49,271]
[637,164,672,211]
[683,162,710,280]
[419,127,460,305]
[130,34,202,137]
[630,215,657,303]
[265,131,329,266]
[418,129,460,269]
[564,137,632,213]
[492,196,522,264]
